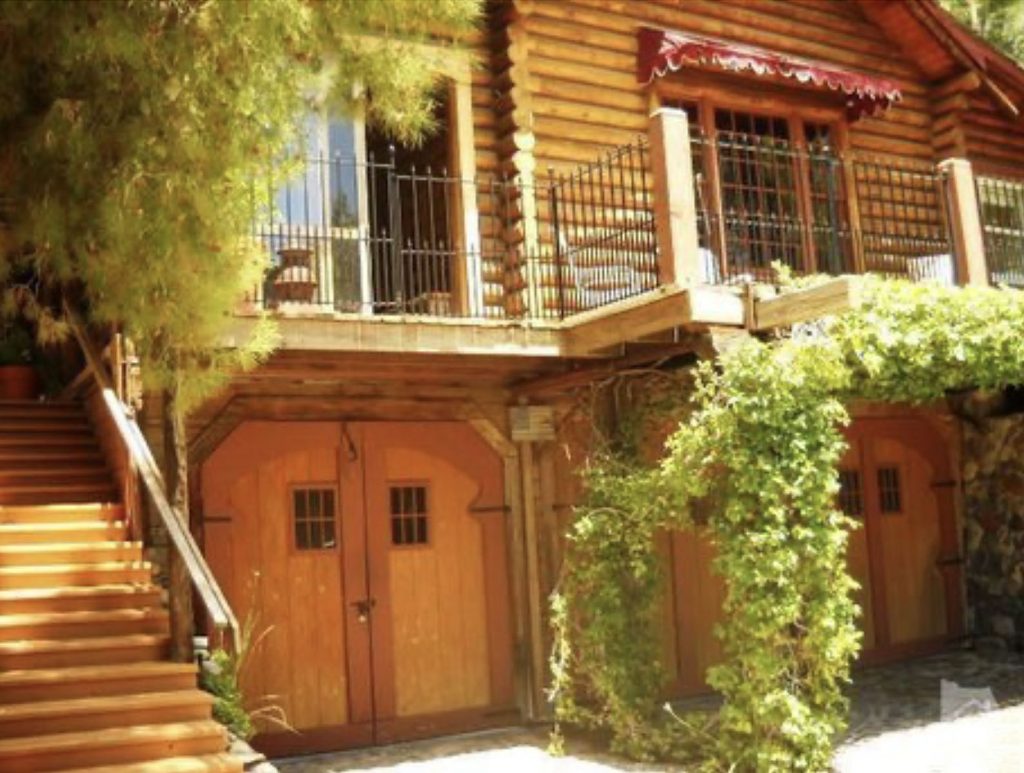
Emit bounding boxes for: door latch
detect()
[351,598,376,623]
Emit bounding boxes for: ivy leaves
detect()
[553,278,1024,771]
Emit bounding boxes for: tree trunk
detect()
[164,378,195,662]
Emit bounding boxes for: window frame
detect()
[656,80,859,279]
[288,483,341,553]
[387,479,433,550]
[875,464,905,516]
[263,43,482,317]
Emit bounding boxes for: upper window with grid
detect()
[293,487,338,550]
[390,484,429,547]
[662,100,850,282]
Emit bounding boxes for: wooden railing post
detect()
[648,107,701,286]
[938,157,989,287]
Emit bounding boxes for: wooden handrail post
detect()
[65,304,240,653]
[938,157,989,287]
[648,107,701,286]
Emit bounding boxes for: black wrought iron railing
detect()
[691,131,955,286]
[251,153,520,318]
[249,133,986,324]
[547,137,659,315]
[976,175,1024,288]
[852,155,955,283]
[249,142,662,321]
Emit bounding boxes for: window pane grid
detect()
[714,108,804,279]
[293,488,337,550]
[838,468,863,517]
[390,484,429,547]
[877,467,902,514]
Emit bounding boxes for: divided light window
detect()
[389,484,429,547]
[877,467,903,514]
[293,487,338,550]
[838,468,863,517]
[666,100,851,281]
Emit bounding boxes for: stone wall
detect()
[961,415,1024,650]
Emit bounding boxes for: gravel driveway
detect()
[276,649,1024,773]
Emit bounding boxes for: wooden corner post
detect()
[648,107,701,286]
[939,158,989,287]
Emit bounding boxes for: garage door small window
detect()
[390,484,429,546]
[838,469,862,517]
[293,488,338,550]
[877,467,902,514]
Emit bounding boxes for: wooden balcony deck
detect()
[226,276,864,360]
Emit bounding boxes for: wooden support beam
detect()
[938,158,989,287]
[225,314,565,358]
[562,286,744,356]
[518,439,547,719]
[237,286,747,361]
[752,276,863,330]
[468,417,534,720]
[648,107,702,285]
[513,339,703,397]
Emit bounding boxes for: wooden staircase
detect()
[0,401,240,772]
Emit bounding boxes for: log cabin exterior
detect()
[133,0,1024,757]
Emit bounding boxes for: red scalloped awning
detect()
[637,27,902,120]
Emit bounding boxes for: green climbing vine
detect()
[551,277,1024,771]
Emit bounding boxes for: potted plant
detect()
[0,323,40,399]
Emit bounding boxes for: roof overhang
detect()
[636,26,902,120]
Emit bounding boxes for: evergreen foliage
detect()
[552,278,1024,771]
[0,0,479,405]
[939,0,1024,62]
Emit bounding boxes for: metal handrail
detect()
[66,306,239,651]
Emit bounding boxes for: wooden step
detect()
[0,445,103,463]
[0,420,93,435]
[64,752,242,773]
[0,633,169,669]
[0,413,90,429]
[0,520,128,545]
[0,689,215,738]
[0,399,84,413]
[0,607,169,641]
[0,560,152,590]
[0,720,229,772]
[0,431,97,447]
[0,662,197,704]
[0,541,143,566]
[0,460,109,477]
[0,484,119,506]
[0,502,124,524]
[0,584,162,614]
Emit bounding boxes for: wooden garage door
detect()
[841,417,964,660]
[665,415,964,695]
[201,421,514,755]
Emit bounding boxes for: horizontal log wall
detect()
[518,0,938,171]
[477,0,1024,309]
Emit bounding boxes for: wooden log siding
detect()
[520,0,935,171]
[473,0,1024,306]
[489,0,1014,289]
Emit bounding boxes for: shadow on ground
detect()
[275,648,1024,773]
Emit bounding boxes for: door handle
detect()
[351,598,376,623]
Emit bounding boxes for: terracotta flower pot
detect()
[0,365,41,400]
[273,247,318,304]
